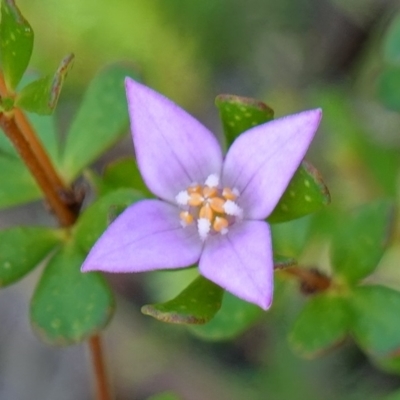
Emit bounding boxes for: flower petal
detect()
[222,109,322,219]
[125,78,223,202]
[81,199,202,273]
[199,221,273,310]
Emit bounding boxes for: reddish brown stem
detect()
[283,266,331,293]
[0,113,76,226]
[0,72,7,96]
[88,335,113,400]
[0,72,73,205]
[0,71,112,400]
[14,107,67,189]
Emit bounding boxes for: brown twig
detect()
[0,72,113,400]
[88,335,113,400]
[0,113,76,226]
[283,266,331,294]
[0,72,73,202]
[0,72,7,96]
[13,107,67,189]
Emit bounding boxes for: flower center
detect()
[175,174,243,240]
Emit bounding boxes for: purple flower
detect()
[81,78,322,310]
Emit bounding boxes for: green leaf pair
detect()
[0,224,113,345]
[289,200,396,357]
[0,0,72,112]
[290,285,400,358]
[0,188,142,345]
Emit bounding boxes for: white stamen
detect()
[197,218,211,241]
[223,200,243,217]
[176,190,190,205]
[205,174,219,188]
[220,227,229,235]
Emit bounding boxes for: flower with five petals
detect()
[81,78,322,310]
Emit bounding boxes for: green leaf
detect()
[0,0,34,91]
[74,188,143,253]
[16,53,74,115]
[268,160,330,223]
[141,275,224,324]
[0,226,61,287]
[271,215,313,258]
[377,67,400,112]
[30,244,114,345]
[100,157,152,196]
[331,200,393,284]
[383,14,400,65]
[215,94,274,147]
[0,155,41,208]
[61,63,140,182]
[190,292,263,341]
[147,393,181,400]
[288,293,349,358]
[349,285,400,356]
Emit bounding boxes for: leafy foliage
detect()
[349,285,400,356]
[142,276,224,324]
[0,226,61,287]
[16,53,74,114]
[60,63,140,181]
[0,0,34,91]
[215,94,274,147]
[190,292,263,340]
[30,244,114,345]
[289,293,349,358]
[331,200,393,284]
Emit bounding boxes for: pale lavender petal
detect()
[222,109,322,220]
[81,199,202,273]
[125,78,223,202]
[199,221,273,310]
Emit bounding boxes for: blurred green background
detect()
[2,0,400,399]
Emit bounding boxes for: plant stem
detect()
[0,72,7,96]
[0,113,76,226]
[282,266,331,293]
[14,107,67,189]
[88,335,113,400]
[0,72,74,208]
[0,72,113,400]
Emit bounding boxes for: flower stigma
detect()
[175,174,243,240]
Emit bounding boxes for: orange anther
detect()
[209,197,225,213]
[199,204,213,221]
[203,186,218,198]
[213,216,229,232]
[222,187,237,201]
[188,185,201,194]
[180,211,194,225]
[188,192,204,206]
